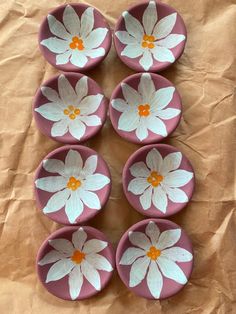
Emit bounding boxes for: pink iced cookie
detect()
[33,73,107,144]
[123,144,194,217]
[34,145,111,225]
[37,226,115,300]
[39,3,112,72]
[109,73,182,144]
[116,219,193,299]
[114,0,187,72]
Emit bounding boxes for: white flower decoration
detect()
[38,227,113,300]
[112,73,180,141]
[35,149,110,223]
[41,5,108,68]
[115,1,185,71]
[119,221,193,299]
[35,74,103,140]
[128,148,193,213]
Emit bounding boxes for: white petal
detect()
[122,11,144,40]
[152,185,168,213]
[151,87,175,110]
[51,119,68,137]
[63,5,80,36]
[162,152,182,174]
[79,94,103,115]
[65,191,84,223]
[147,116,167,137]
[118,109,139,132]
[120,44,144,58]
[38,250,65,265]
[161,247,193,262]
[145,221,160,247]
[111,99,128,112]
[139,50,153,71]
[47,14,71,40]
[69,265,83,300]
[138,73,155,103]
[81,155,97,177]
[135,118,148,141]
[85,47,105,58]
[65,149,83,177]
[157,229,181,250]
[35,176,67,193]
[70,50,88,68]
[84,28,108,49]
[72,227,87,250]
[46,259,74,283]
[40,37,69,53]
[142,1,157,35]
[80,7,94,38]
[153,13,177,39]
[128,178,150,195]
[41,86,61,103]
[68,119,86,140]
[58,74,77,105]
[158,34,185,48]
[140,186,153,210]
[121,82,142,106]
[83,174,110,191]
[164,186,188,203]
[119,247,145,265]
[35,103,62,122]
[164,170,193,187]
[78,189,101,209]
[129,231,151,250]
[56,50,72,65]
[146,148,163,172]
[75,76,88,102]
[86,253,113,271]
[152,45,175,63]
[115,31,137,44]
[79,115,101,126]
[81,259,101,290]
[157,257,187,284]
[157,108,180,120]
[129,256,150,287]
[43,159,65,176]
[147,261,163,299]
[83,239,107,254]
[49,238,74,255]
[129,161,150,178]
[43,189,70,214]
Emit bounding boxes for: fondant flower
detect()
[38,227,113,300]
[41,5,108,67]
[112,73,180,141]
[115,1,185,71]
[35,149,110,223]
[35,74,102,140]
[128,148,193,213]
[119,221,193,299]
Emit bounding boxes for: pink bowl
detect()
[123,144,194,218]
[116,218,193,299]
[34,145,111,225]
[109,73,182,144]
[37,226,115,300]
[39,3,112,72]
[114,0,187,72]
[33,72,108,144]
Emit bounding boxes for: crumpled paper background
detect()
[0,0,236,313]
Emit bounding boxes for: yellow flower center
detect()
[69,36,84,50]
[67,176,81,191]
[141,34,156,49]
[138,104,150,117]
[146,246,161,260]
[63,105,80,120]
[71,250,85,264]
[147,171,163,187]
